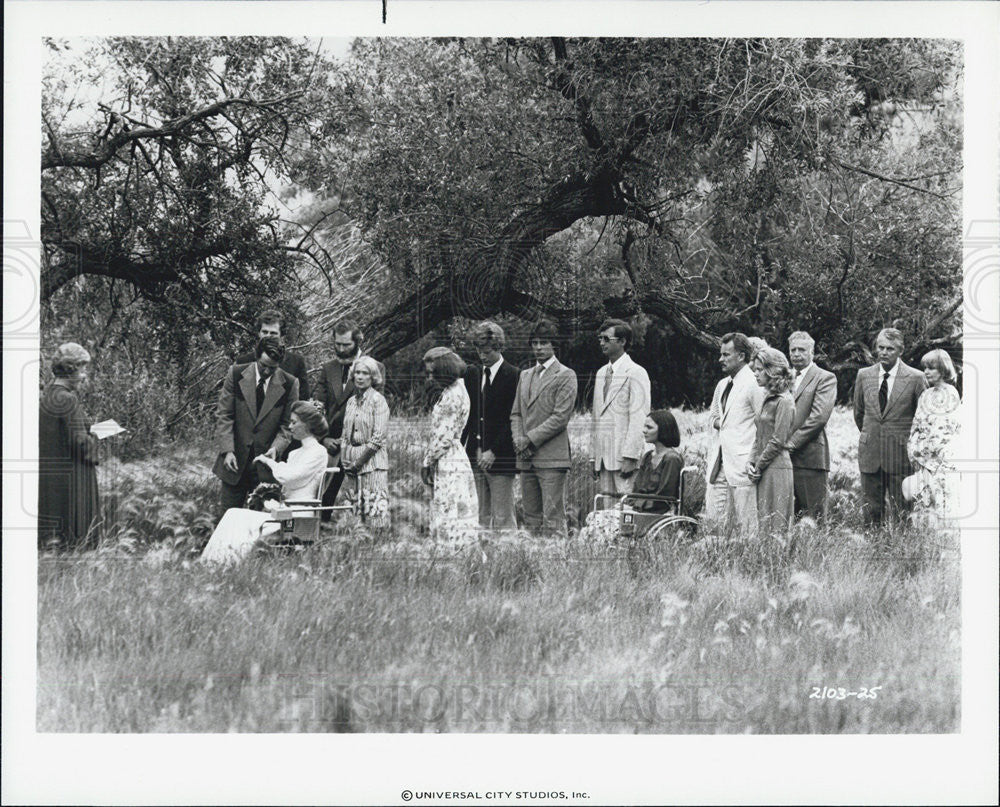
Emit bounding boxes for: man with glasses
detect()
[462,321,520,530]
[213,336,300,512]
[591,319,651,505]
[314,319,386,515]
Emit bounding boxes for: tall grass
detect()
[38,407,960,732]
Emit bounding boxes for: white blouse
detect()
[268,437,329,500]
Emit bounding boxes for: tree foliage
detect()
[41,36,337,350]
[321,37,961,372]
[40,36,963,434]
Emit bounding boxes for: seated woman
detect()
[201,400,330,564]
[579,409,685,544]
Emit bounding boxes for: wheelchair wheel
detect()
[643,515,698,544]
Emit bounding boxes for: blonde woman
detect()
[747,347,796,536]
[906,349,961,523]
[341,356,391,530]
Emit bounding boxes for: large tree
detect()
[41,36,338,347]
[315,37,960,368]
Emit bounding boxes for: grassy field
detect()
[37,407,961,732]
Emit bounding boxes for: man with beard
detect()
[314,319,386,517]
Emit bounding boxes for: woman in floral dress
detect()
[421,348,479,543]
[341,356,392,530]
[906,349,961,524]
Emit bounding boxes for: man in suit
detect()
[314,319,386,517]
[235,310,310,400]
[785,331,837,520]
[462,321,520,530]
[213,336,300,511]
[853,327,928,526]
[706,332,765,536]
[591,318,651,504]
[510,319,578,537]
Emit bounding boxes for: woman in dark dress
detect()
[39,343,100,550]
[579,409,685,543]
[630,409,685,512]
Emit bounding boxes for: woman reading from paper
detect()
[201,400,329,563]
[39,343,101,550]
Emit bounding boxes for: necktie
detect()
[603,364,614,400]
[879,371,889,413]
[256,378,266,413]
[342,363,351,388]
[720,377,734,412]
[530,363,543,397]
[483,365,492,391]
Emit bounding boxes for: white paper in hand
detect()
[90,419,126,439]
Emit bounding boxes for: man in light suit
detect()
[511,319,578,537]
[853,328,928,526]
[786,331,837,520]
[591,318,651,504]
[213,336,299,512]
[314,319,386,518]
[462,321,520,530]
[706,332,765,536]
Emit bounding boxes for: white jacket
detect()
[592,353,651,471]
[706,364,764,486]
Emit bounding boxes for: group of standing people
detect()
[706,328,961,539]
[37,310,962,554]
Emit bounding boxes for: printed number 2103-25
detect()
[809,686,882,700]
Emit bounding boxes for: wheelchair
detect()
[258,466,354,548]
[592,465,700,543]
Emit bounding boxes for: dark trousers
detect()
[320,451,344,521]
[793,468,828,520]
[219,461,274,513]
[861,469,906,526]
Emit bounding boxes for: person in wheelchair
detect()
[201,400,330,564]
[579,409,687,544]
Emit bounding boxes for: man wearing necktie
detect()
[234,310,310,400]
[212,336,299,512]
[706,332,765,536]
[853,328,927,526]
[462,321,520,530]
[510,319,578,537]
[786,331,838,521]
[591,319,651,505]
[314,319,386,518]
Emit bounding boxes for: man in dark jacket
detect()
[213,337,299,511]
[462,321,520,530]
[235,310,310,400]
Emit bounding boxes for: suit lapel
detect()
[527,360,558,408]
[256,371,286,424]
[599,356,631,415]
[239,365,258,421]
[793,365,815,402]
[885,365,910,415]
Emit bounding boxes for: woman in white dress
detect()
[420,348,479,543]
[201,400,330,563]
[906,349,961,525]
